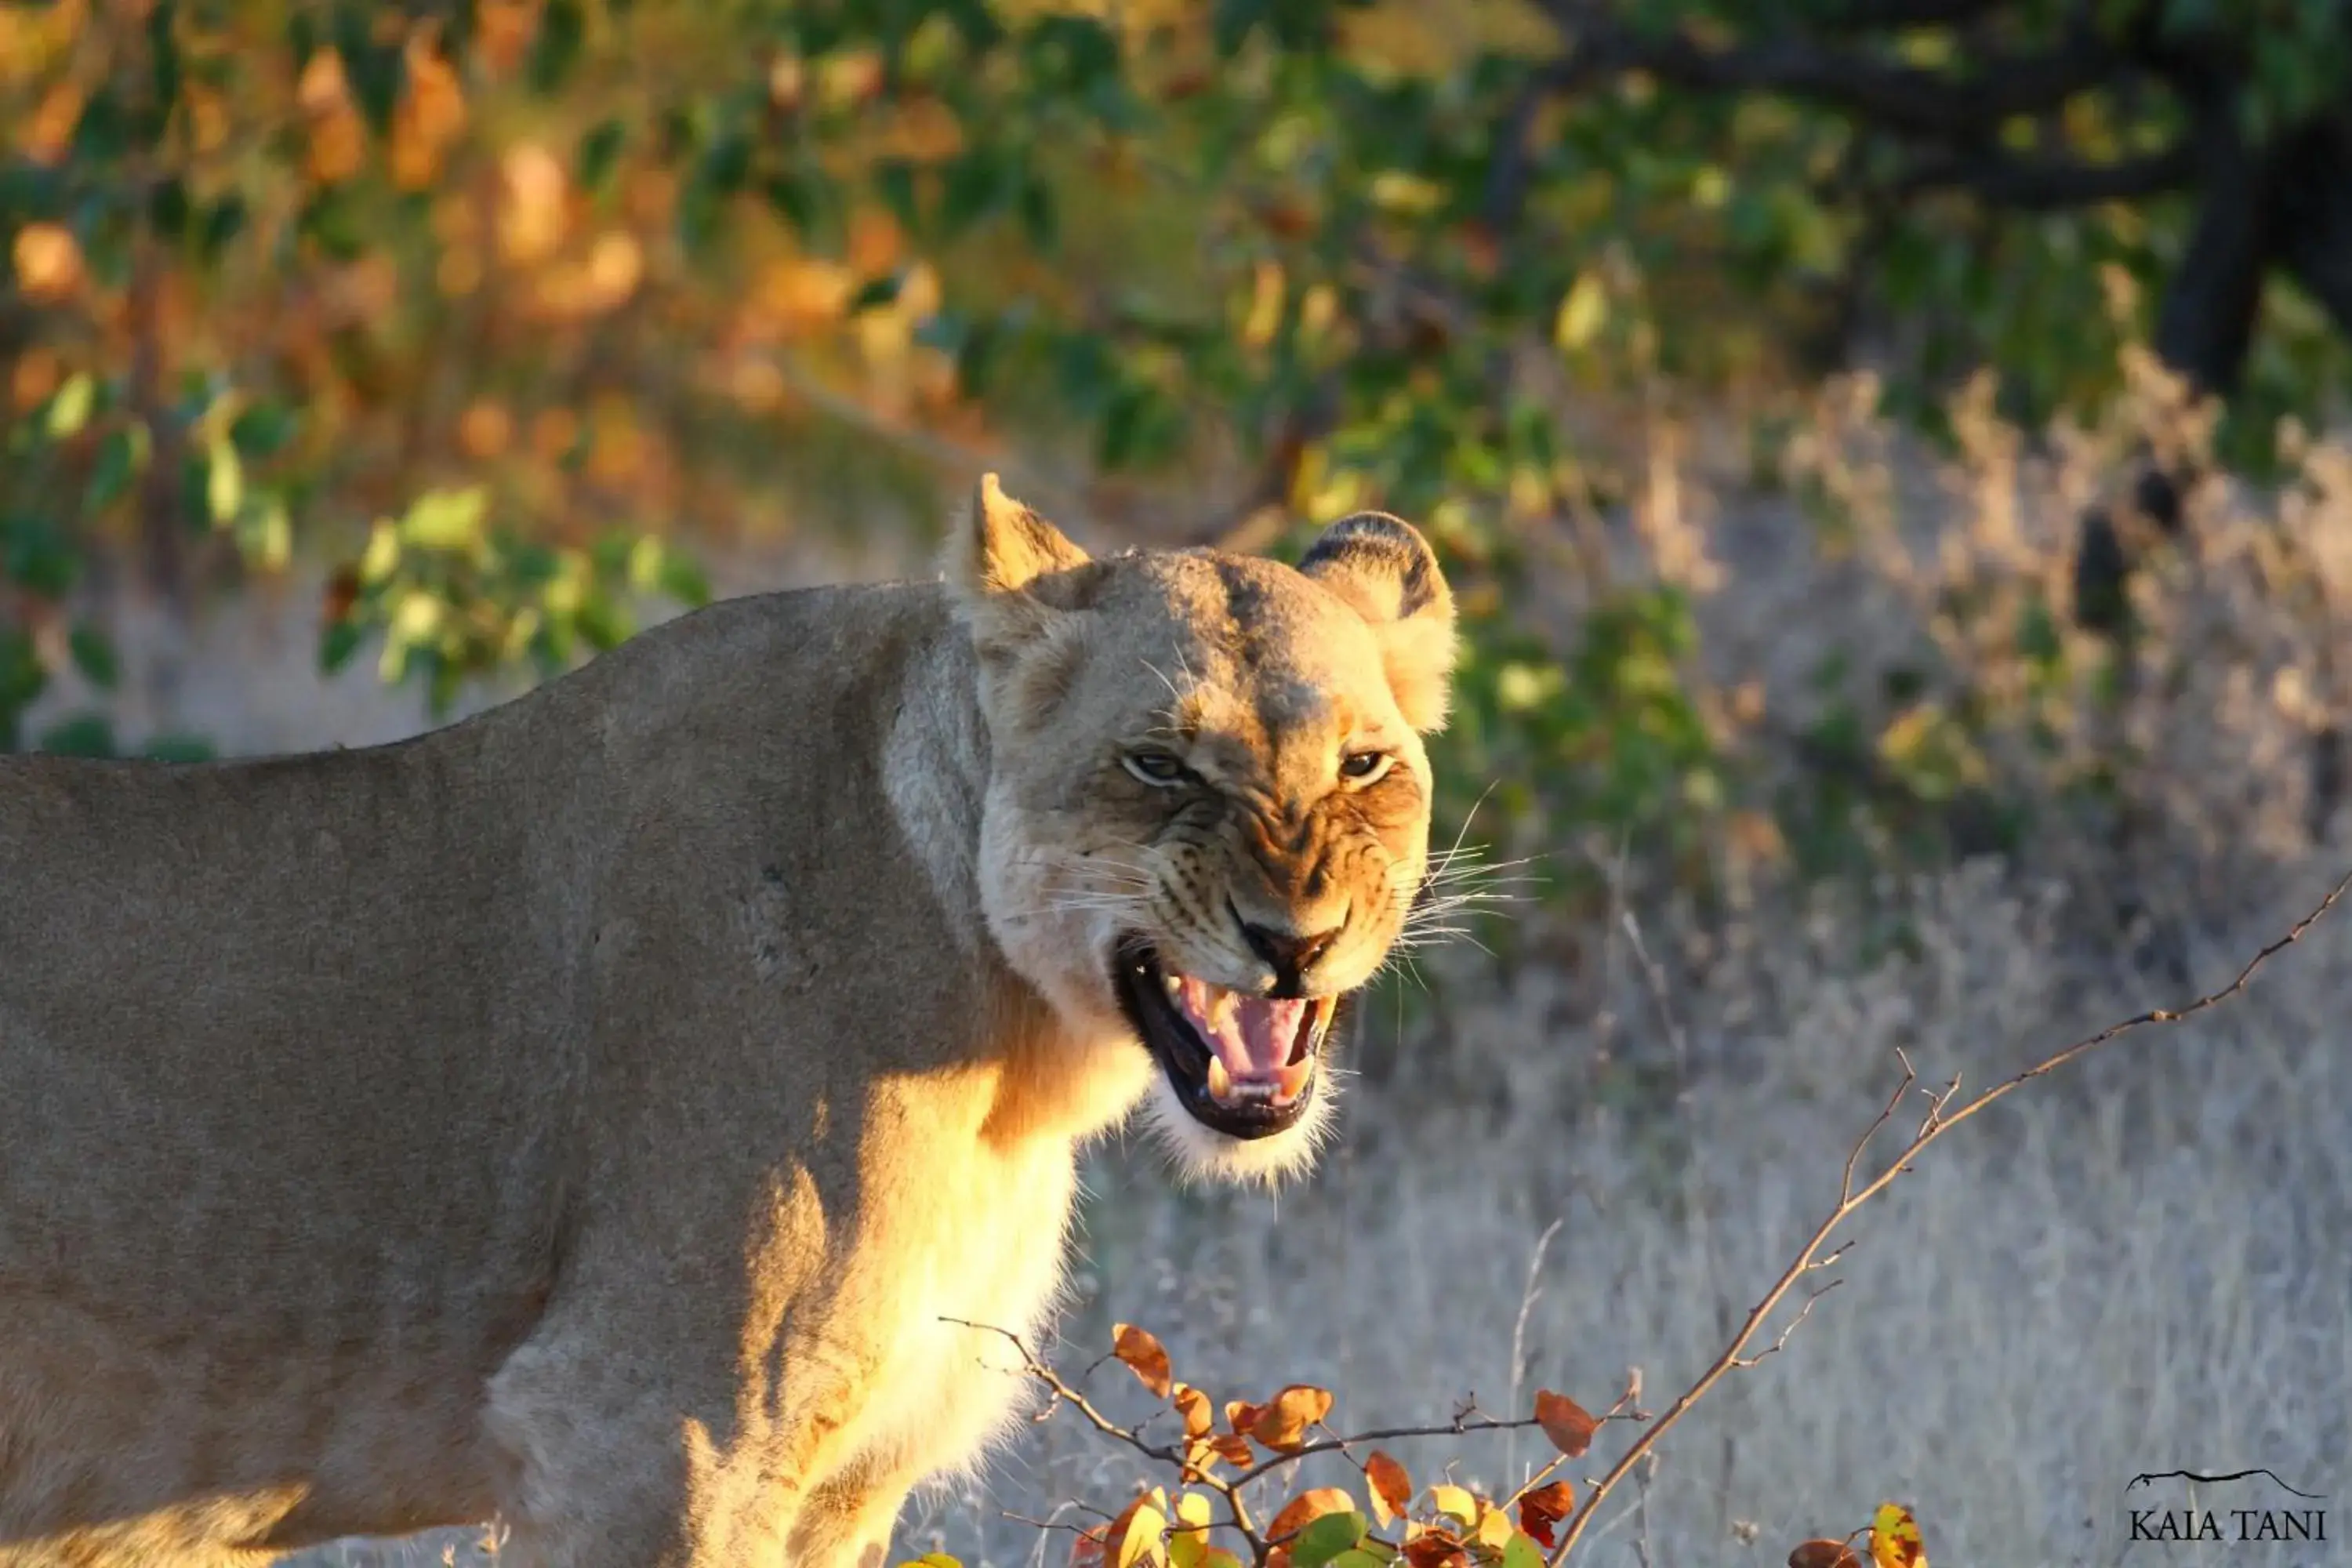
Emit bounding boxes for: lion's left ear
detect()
[942,474,1093,653]
[1297,511,1457,732]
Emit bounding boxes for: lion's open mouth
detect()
[1111,938,1340,1139]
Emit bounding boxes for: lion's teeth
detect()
[1205,1055,1232,1102]
[1275,1058,1314,1101]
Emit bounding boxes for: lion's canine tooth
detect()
[1205,1055,1233,1102]
[1274,1058,1314,1102]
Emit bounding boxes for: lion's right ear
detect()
[942,474,1093,652]
[1298,511,1456,732]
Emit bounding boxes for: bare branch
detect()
[1543,863,2352,1564]
[1826,0,2005,25]
[1897,141,2198,208]
[1532,3,2123,140]
[942,1319,1269,1553]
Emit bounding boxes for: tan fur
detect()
[0,480,1454,1566]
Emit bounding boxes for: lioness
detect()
[0,478,1455,1567]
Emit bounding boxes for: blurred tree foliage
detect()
[2,0,2346,864]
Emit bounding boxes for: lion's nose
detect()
[1239,920,1340,997]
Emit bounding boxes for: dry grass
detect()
[54,375,2350,1568]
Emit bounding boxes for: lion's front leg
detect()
[481,1294,872,1568]
[481,1327,793,1568]
[782,1456,923,1568]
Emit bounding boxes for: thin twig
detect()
[1544,865,2352,1563]
[942,1319,1271,1555]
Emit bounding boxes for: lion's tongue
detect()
[1173,976,1305,1079]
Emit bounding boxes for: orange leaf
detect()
[1788,1542,1862,1568]
[1401,1531,1465,1568]
[1533,1391,1597,1459]
[1207,1433,1255,1468]
[322,566,361,627]
[1112,1324,1173,1399]
[1364,1450,1412,1528]
[1224,1399,1263,1434]
[1173,1384,1214,1439]
[1249,1385,1334,1453]
[1266,1487,1355,1543]
[1516,1482,1575,1550]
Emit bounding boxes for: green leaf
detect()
[229,400,298,458]
[149,176,191,239]
[320,619,365,674]
[1210,0,1266,56]
[699,129,753,195]
[577,118,626,195]
[299,187,367,261]
[86,425,144,511]
[575,593,631,652]
[849,274,904,314]
[38,714,116,758]
[528,0,586,94]
[68,624,118,691]
[0,629,47,748]
[146,0,182,121]
[873,160,920,234]
[1501,1534,1545,1568]
[197,194,249,263]
[333,5,400,132]
[142,734,215,764]
[764,169,825,237]
[940,150,1009,238]
[1018,172,1058,249]
[1289,1512,1367,1568]
[2,512,78,597]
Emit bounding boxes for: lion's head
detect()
[948,476,1457,1183]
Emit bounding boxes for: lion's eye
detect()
[1123,750,1191,787]
[1338,750,1393,785]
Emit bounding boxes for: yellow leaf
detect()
[1869,1503,1926,1568]
[1428,1485,1479,1526]
[205,437,244,525]
[1369,170,1444,216]
[359,520,403,586]
[44,370,93,438]
[1170,1492,1214,1568]
[1119,1504,1168,1568]
[1554,273,1606,351]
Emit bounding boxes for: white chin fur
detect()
[1135,1069,1338,1189]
